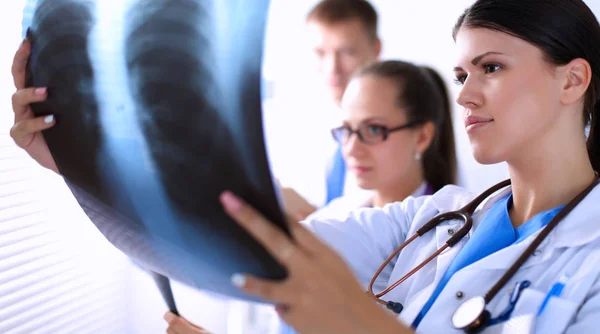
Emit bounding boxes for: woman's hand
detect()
[10,39,59,173]
[164,312,212,334]
[280,186,317,221]
[220,192,411,334]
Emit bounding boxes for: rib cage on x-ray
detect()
[124,0,245,222]
[26,0,108,205]
[23,0,286,300]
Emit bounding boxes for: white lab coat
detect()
[307,182,431,221]
[305,184,600,333]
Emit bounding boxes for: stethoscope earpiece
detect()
[385,300,404,314]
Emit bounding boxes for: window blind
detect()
[0,133,133,334]
[0,1,133,331]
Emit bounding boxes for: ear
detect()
[559,58,592,106]
[372,38,382,58]
[415,121,436,156]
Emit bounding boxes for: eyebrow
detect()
[343,117,388,126]
[453,51,505,71]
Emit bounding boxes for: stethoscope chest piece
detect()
[452,296,490,333]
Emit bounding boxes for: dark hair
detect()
[453,0,600,171]
[356,61,457,192]
[306,0,379,42]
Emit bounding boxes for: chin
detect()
[471,146,505,165]
[355,177,376,190]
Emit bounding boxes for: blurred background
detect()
[0,0,598,333]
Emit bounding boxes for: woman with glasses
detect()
[312,60,457,220]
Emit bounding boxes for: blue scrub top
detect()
[325,146,346,205]
[411,193,565,328]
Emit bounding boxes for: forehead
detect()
[342,76,407,120]
[306,19,370,47]
[454,27,544,65]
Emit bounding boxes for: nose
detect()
[324,52,342,75]
[342,131,366,159]
[455,76,483,109]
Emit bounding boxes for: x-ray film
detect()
[22,0,288,301]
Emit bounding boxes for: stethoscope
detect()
[366,176,599,333]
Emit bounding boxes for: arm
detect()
[220,191,415,334]
[303,195,426,289]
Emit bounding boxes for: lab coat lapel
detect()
[429,186,512,284]
[456,185,600,272]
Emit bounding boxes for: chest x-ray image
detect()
[22,0,287,301]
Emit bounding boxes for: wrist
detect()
[350,294,413,334]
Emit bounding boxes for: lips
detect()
[350,166,372,175]
[464,115,493,130]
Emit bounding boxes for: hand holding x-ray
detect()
[14,0,291,306]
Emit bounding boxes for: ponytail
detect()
[420,67,457,191]
[589,104,600,171]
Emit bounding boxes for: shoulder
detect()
[348,185,476,228]
[308,194,370,221]
[393,184,476,218]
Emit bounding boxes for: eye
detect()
[483,63,502,74]
[339,48,356,57]
[366,125,385,135]
[453,73,467,86]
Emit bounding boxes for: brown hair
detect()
[454,0,600,171]
[306,0,379,42]
[356,61,458,191]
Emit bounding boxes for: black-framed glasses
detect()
[331,120,425,145]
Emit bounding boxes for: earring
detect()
[414,152,422,161]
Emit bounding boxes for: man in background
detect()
[281,0,382,219]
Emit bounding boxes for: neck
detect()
[507,132,595,228]
[372,173,425,208]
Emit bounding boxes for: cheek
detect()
[340,56,362,74]
[493,72,556,132]
[373,139,414,174]
[474,71,558,163]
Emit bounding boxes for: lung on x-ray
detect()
[22,0,288,301]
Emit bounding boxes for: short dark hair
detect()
[453,0,600,172]
[306,0,378,41]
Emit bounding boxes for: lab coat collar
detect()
[428,185,511,284]
[446,183,600,272]
[548,184,600,248]
[431,183,511,214]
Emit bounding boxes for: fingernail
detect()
[44,115,54,123]
[221,191,243,212]
[231,273,246,288]
[164,311,175,322]
[34,87,47,96]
